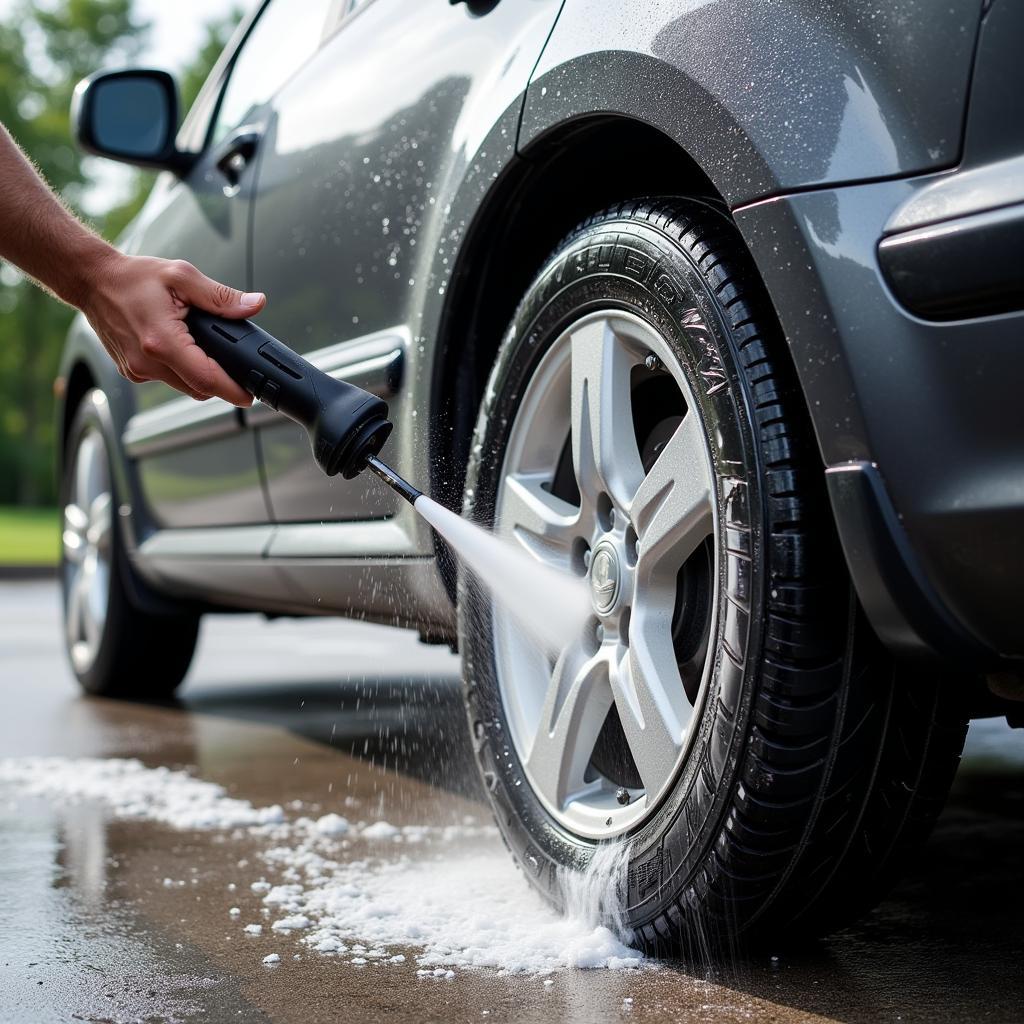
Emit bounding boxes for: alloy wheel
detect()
[493,310,719,839]
[62,426,113,674]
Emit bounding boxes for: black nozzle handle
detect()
[185,309,392,478]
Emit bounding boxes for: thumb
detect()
[176,263,265,318]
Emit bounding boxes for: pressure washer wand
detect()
[186,311,417,501]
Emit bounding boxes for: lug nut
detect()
[616,787,631,806]
[595,624,605,644]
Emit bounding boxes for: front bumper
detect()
[735,171,1024,665]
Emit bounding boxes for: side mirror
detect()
[72,69,193,174]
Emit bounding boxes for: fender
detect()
[519,0,983,207]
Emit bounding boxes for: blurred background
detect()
[0,0,244,567]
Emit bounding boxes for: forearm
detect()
[0,121,115,310]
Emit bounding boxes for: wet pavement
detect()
[2,579,1023,1024]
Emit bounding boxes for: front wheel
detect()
[459,200,968,949]
[61,389,199,699]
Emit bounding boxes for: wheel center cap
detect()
[590,543,621,615]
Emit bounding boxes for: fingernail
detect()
[242,292,264,307]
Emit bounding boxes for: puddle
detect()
[0,801,266,1024]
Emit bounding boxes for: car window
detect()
[210,0,333,146]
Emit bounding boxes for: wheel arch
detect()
[59,360,96,472]
[429,114,729,517]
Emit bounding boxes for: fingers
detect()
[148,365,208,401]
[108,337,204,399]
[118,354,246,405]
[164,261,263,403]
[168,260,265,319]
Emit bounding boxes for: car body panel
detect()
[961,0,1024,168]
[519,0,982,206]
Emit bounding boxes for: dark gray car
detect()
[57,0,1024,949]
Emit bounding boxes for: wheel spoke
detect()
[614,610,690,795]
[74,433,101,508]
[630,410,714,586]
[87,492,112,555]
[499,471,579,566]
[570,318,645,512]
[84,560,107,642]
[525,644,612,811]
[66,566,88,647]
[63,503,88,564]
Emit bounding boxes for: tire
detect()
[459,199,968,950]
[61,389,199,699]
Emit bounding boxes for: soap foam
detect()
[0,756,645,976]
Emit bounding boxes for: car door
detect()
[120,0,333,530]
[248,0,563,530]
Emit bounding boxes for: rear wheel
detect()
[459,200,968,948]
[62,389,199,699]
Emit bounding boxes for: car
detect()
[57,0,1023,950]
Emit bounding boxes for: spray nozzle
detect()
[314,398,393,479]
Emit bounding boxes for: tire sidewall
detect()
[460,211,767,928]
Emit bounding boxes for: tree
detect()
[0,2,241,505]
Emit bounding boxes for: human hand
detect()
[82,252,266,405]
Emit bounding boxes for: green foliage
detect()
[0,1,240,506]
[181,8,243,112]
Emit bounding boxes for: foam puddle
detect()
[0,756,644,976]
[0,755,287,830]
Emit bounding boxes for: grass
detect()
[0,506,59,566]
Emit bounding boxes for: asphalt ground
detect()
[2,579,1023,1024]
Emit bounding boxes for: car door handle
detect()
[449,0,501,12]
[214,126,262,188]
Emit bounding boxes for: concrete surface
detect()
[1,580,1023,1024]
